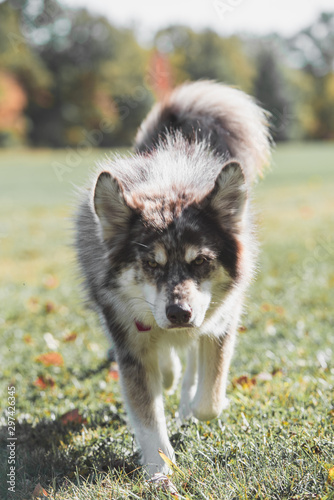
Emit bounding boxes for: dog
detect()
[75,81,271,476]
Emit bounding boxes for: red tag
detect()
[135,321,152,332]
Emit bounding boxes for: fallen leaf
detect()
[33,375,55,390]
[107,362,119,381]
[238,325,247,334]
[105,394,115,403]
[26,297,40,313]
[158,449,185,477]
[63,331,77,342]
[43,274,59,289]
[327,466,334,485]
[32,483,48,498]
[233,375,257,390]
[60,408,86,425]
[45,301,56,313]
[35,352,64,367]
[260,303,272,312]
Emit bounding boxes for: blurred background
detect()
[0,0,334,149]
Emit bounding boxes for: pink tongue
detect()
[135,321,152,332]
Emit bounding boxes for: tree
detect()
[154,26,254,92]
[286,12,334,139]
[253,47,292,141]
[1,0,152,147]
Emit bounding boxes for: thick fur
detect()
[75,81,271,476]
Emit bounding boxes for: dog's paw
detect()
[191,396,229,421]
[221,397,230,410]
[176,401,193,424]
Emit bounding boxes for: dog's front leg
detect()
[117,349,174,476]
[191,329,236,421]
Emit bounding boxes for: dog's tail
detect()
[135,80,272,183]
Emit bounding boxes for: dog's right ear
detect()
[93,171,132,241]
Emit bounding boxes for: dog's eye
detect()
[193,256,205,266]
[147,260,158,268]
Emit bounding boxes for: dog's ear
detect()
[93,171,132,240]
[206,161,248,231]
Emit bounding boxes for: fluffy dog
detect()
[75,81,271,475]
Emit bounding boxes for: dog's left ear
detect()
[206,161,248,231]
[93,171,132,241]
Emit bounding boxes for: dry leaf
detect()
[26,297,40,313]
[63,331,77,342]
[32,483,48,498]
[60,408,85,425]
[327,466,334,485]
[233,375,257,390]
[33,375,55,390]
[107,362,119,381]
[43,274,59,289]
[238,325,247,334]
[158,449,185,477]
[260,303,272,312]
[35,352,64,367]
[45,301,56,313]
[23,334,33,344]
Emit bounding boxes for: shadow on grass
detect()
[0,409,140,500]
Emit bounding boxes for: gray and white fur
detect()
[75,81,271,476]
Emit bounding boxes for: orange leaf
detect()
[32,483,48,498]
[105,394,115,403]
[63,331,77,342]
[35,352,64,367]
[260,303,272,312]
[233,375,257,390]
[238,325,247,334]
[60,408,85,425]
[43,274,59,289]
[26,297,40,313]
[327,466,334,485]
[107,362,119,381]
[45,301,56,313]
[33,375,55,390]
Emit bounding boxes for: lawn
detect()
[0,142,333,500]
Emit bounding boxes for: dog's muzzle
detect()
[166,303,192,326]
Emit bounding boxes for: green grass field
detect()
[0,143,333,500]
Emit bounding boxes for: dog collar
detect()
[135,321,152,332]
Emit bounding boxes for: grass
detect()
[0,142,333,500]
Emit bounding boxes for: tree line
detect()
[0,0,333,147]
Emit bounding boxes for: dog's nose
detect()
[166,304,192,325]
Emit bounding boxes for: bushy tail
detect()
[135,80,272,183]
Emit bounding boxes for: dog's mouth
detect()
[167,323,195,330]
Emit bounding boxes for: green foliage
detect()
[0,1,334,145]
[0,144,333,498]
[155,26,254,92]
[0,2,51,88]
[253,48,291,141]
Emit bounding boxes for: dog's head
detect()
[93,161,248,330]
